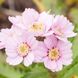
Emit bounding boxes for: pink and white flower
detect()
[32,42,48,62]
[5,32,38,66]
[0,26,25,49]
[0,8,76,72]
[51,15,77,41]
[41,35,73,72]
[9,8,54,36]
[0,41,5,49]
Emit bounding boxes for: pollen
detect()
[18,43,29,56]
[48,48,60,60]
[30,23,43,32]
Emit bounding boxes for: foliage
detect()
[0,52,24,78]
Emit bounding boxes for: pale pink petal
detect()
[61,51,72,59]
[33,42,47,56]
[0,42,5,49]
[32,42,47,62]
[0,28,9,42]
[6,56,23,65]
[24,52,34,67]
[44,57,57,72]
[56,60,63,71]
[38,12,54,32]
[44,35,57,49]
[8,16,24,29]
[26,36,38,50]
[8,16,19,24]
[57,41,72,51]
[34,56,43,62]
[11,26,25,36]
[22,8,39,29]
[32,49,47,59]
[51,15,76,40]
[56,36,68,42]
[65,32,77,37]
[62,58,72,65]
[32,47,47,57]
[5,49,18,57]
[43,30,54,36]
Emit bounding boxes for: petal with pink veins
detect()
[44,35,57,49]
[6,56,23,65]
[24,52,34,67]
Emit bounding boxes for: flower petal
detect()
[43,30,54,36]
[8,16,24,29]
[56,60,63,71]
[0,42,5,49]
[5,49,18,57]
[24,52,34,66]
[26,35,38,50]
[6,56,23,65]
[44,57,57,72]
[62,58,72,65]
[38,12,54,32]
[51,15,76,41]
[22,8,39,29]
[44,35,57,49]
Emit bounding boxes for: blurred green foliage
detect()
[0,53,24,78]
[22,64,51,78]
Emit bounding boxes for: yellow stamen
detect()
[48,48,60,60]
[30,23,43,32]
[18,43,29,56]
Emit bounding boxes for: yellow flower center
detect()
[18,43,29,56]
[48,48,60,60]
[30,23,43,32]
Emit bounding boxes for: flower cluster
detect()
[0,8,76,72]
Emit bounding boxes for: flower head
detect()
[9,8,54,36]
[42,35,73,72]
[51,15,77,41]
[6,32,38,66]
[0,26,24,49]
[0,8,76,72]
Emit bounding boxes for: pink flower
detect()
[32,42,48,62]
[0,8,75,71]
[41,35,72,72]
[0,42,5,49]
[5,32,38,66]
[9,8,54,36]
[0,26,25,49]
[51,15,77,41]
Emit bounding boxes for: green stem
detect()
[48,70,58,78]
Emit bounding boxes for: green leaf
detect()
[22,64,51,78]
[41,0,66,14]
[0,74,6,78]
[51,0,66,14]
[69,8,78,25]
[41,0,52,10]
[0,52,24,78]
[72,35,78,59]
[69,8,78,32]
